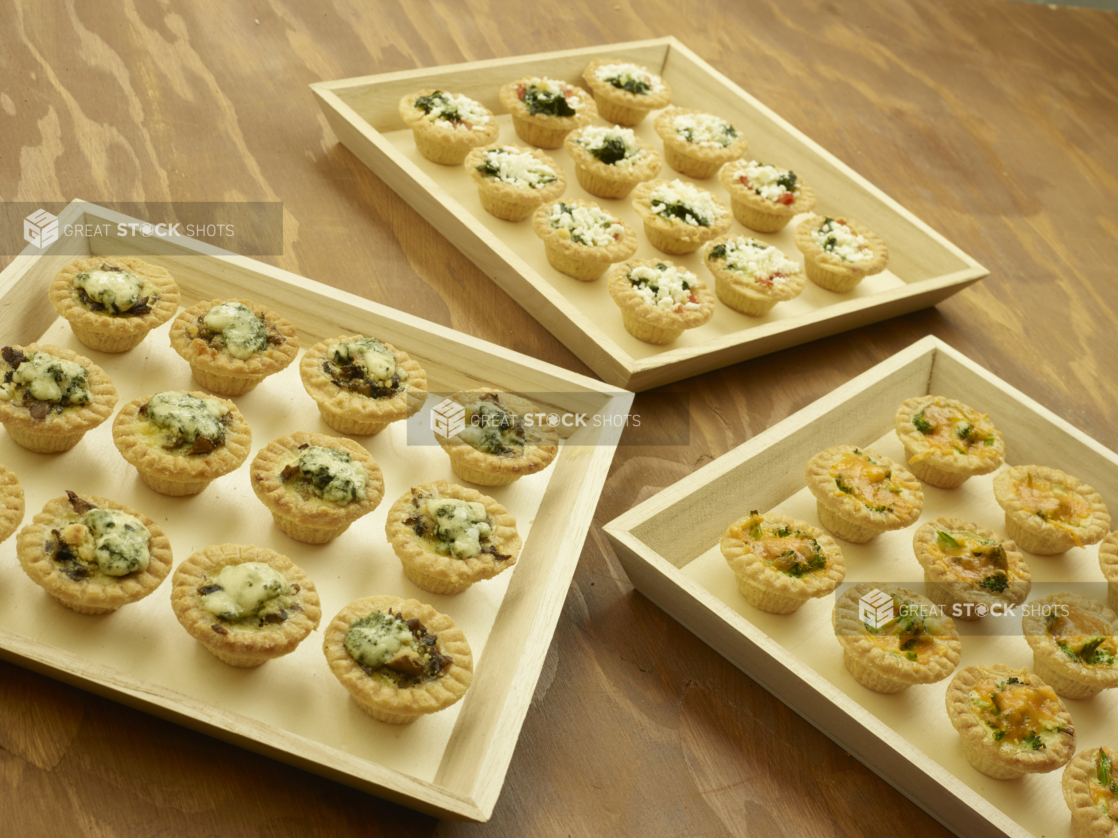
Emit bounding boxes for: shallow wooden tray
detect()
[311,37,987,391]
[603,336,1117,838]
[0,200,633,822]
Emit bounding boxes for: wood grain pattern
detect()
[1,0,1116,834]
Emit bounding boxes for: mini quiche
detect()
[631,178,733,255]
[607,258,716,345]
[300,334,427,436]
[15,491,172,614]
[1101,531,1118,614]
[581,58,672,126]
[911,517,1031,620]
[1023,593,1118,700]
[0,343,118,453]
[702,234,805,316]
[250,432,385,544]
[398,88,500,165]
[832,582,961,694]
[466,143,567,222]
[564,124,663,199]
[49,257,180,352]
[498,76,597,149]
[993,465,1110,555]
[805,445,924,543]
[793,215,889,293]
[323,595,473,724]
[720,511,845,613]
[0,465,25,545]
[171,544,321,667]
[531,199,638,281]
[946,664,1076,779]
[385,480,521,595]
[434,389,558,486]
[169,299,299,396]
[719,160,817,233]
[1062,746,1118,837]
[894,396,1005,488]
[112,390,252,496]
[653,107,747,179]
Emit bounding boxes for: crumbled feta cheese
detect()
[415,90,490,128]
[735,161,797,203]
[813,218,872,263]
[648,180,721,227]
[594,62,665,94]
[549,202,624,247]
[710,237,800,288]
[672,112,738,148]
[478,147,558,189]
[575,125,644,167]
[628,264,702,311]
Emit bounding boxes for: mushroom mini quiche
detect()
[49,256,180,352]
[945,664,1076,779]
[832,582,961,694]
[466,143,567,222]
[794,215,889,293]
[323,595,473,724]
[398,88,499,165]
[581,58,672,126]
[498,76,597,149]
[15,491,172,614]
[1101,531,1118,614]
[631,179,733,255]
[607,258,716,345]
[0,343,118,453]
[564,124,663,199]
[1062,746,1118,837]
[993,465,1110,555]
[532,199,638,281]
[720,511,845,613]
[894,396,1005,488]
[719,160,817,233]
[702,234,805,317]
[0,465,24,545]
[653,107,747,179]
[1023,593,1118,700]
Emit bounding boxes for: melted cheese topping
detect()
[75,269,143,312]
[295,446,368,504]
[85,508,151,576]
[863,594,951,662]
[672,112,738,148]
[648,180,721,227]
[1047,607,1117,667]
[329,337,405,388]
[968,675,1066,748]
[202,302,268,360]
[1089,748,1118,821]
[830,450,917,516]
[422,498,492,559]
[709,237,800,288]
[930,529,1009,587]
[200,562,290,621]
[548,202,624,247]
[344,610,417,669]
[1015,473,1092,544]
[812,218,871,263]
[5,352,91,404]
[731,515,828,577]
[477,147,558,189]
[907,400,999,462]
[628,263,701,312]
[594,62,665,94]
[146,391,228,446]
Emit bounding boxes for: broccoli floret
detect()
[980,574,1009,593]
[912,410,934,435]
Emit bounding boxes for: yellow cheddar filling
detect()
[830,450,917,516]
[968,674,1066,749]
[862,593,951,663]
[930,529,1010,592]
[1046,607,1117,667]
[908,400,999,463]
[731,513,828,578]
[1015,472,1091,547]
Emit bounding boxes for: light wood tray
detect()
[311,37,987,391]
[603,336,1117,838]
[0,201,633,822]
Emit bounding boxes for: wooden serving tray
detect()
[603,336,1117,838]
[311,37,987,391]
[0,201,633,822]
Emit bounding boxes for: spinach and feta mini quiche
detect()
[994,465,1110,555]
[911,516,1031,620]
[607,258,716,345]
[531,199,639,281]
[300,334,428,436]
[112,390,252,496]
[0,343,118,453]
[398,88,500,165]
[497,76,597,149]
[720,511,845,613]
[250,431,385,544]
[49,257,181,353]
[465,143,567,222]
[15,491,172,614]
[433,388,559,486]
[1022,593,1118,700]
[581,58,672,126]
[653,107,747,179]
[171,544,321,667]
[630,179,733,255]
[564,124,663,199]
[833,583,961,694]
[0,465,23,545]
[719,159,817,233]
[168,298,299,396]
[793,214,889,293]
[1100,532,1118,614]
[805,445,924,543]
[946,664,1075,779]
[323,595,473,724]
[702,234,806,316]
[385,479,521,595]
[1062,746,1118,837]
[894,396,1005,489]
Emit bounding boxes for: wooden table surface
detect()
[2,0,1117,835]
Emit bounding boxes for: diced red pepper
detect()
[777,193,795,206]
[517,85,526,101]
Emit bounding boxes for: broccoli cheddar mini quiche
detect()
[993,465,1110,555]
[894,396,1005,488]
[1062,746,1118,837]
[1023,593,1118,700]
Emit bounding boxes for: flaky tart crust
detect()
[498,77,597,149]
[1100,532,1118,614]
[15,492,173,614]
[805,445,924,543]
[719,161,818,233]
[653,107,747,179]
[434,388,559,486]
[171,543,321,667]
[701,234,806,317]
[250,432,385,544]
[385,480,522,595]
[49,257,181,352]
[0,465,24,545]
[0,343,118,453]
[832,582,960,693]
[323,595,473,724]
[398,88,500,165]
[720,512,845,613]
[112,390,252,496]
[1023,593,1118,699]
[531,199,639,281]
[894,395,1006,488]
[169,298,299,396]
[564,126,662,199]
[1062,747,1118,838]
[993,465,1110,555]
[607,258,716,345]
[465,143,567,222]
[581,58,672,126]
[300,335,427,435]
[794,214,889,292]
[945,664,1076,779]
[630,179,733,255]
